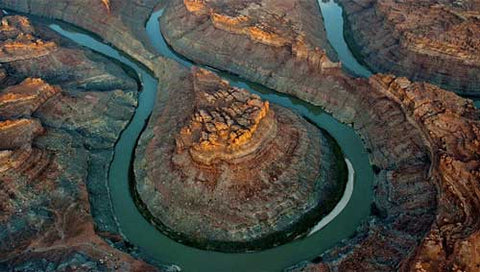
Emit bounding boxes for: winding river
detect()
[318,0,480,108]
[47,2,377,271]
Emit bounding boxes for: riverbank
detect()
[45,6,373,271]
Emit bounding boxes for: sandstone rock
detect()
[338,0,480,96]
[1,0,479,270]
[0,78,60,119]
[0,14,156,271]
[161,0,480,270]
[134,67,347,252]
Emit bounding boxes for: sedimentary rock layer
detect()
[0,0,165,72]
[161,0,346,105]
[1,0,479,270]
[134,67,347,252]
[293,76,480,272]
[161,1,480,271]
[337,0,480,96]
[0,14,158,271]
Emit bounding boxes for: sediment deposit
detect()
[337,0,480,96]
[0,0,479,271]
[162,0,480,270]
[134,67,347,252]
[0,14,159,271]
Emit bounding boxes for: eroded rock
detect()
[134,67,347,252]
[337,0,480,95]
[0,14,157,271]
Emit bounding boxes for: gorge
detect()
[0,0,479,271]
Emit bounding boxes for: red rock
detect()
[134,67,347,252]
[338,0,480,95]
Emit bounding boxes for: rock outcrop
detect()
[161,0,480,270]
[0,0,164,72]
[0,0,479,270]
[337,0,480,96]
[134,67,347,252]
[292,75,480,272]
[161,0,343,90]
[0,14,158,271]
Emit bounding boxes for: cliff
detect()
[0,14,157,271]
[161,0,480,270]
[292,75,480,271]
[0,0,478,270]
[338,0,480,96]
[133,67,347,252]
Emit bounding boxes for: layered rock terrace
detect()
[175,68,274,165]
[0,13,157,271]
[181,0,340,71]
[161,0,480,270]
[338,0,480,95]
[134,67,347,252]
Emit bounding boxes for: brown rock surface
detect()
[337,0,480,96]
[175,69,274,165]
[292,76,480,272]
[0,14,157,271]
[0,0,168,73]
[161,0,480,270]
[0,0,478,270]
[0,78,60,118]
[134,67,347,252]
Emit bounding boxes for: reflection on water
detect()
[318,0,372,77]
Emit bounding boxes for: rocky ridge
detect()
[161,0,480,270]
[337,0,480,96]
[0,14,159,271]
[0,0,478,270]
[134,67,347,252]
[175,69,274,165]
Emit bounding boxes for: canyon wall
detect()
[0,14,162,271]
[161,0,480,271]
[134,67,348,252]
[338,0,480,96]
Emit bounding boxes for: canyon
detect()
[0,13,166,271]
[134,67,347,252]
[0,0,478,271]
[337,0,480,96]
[161,0,480,271]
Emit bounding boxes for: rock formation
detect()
[161,0,480,270]
[0,0,164,72]
[0,0,479,271]
[337,0,480,96]
[292,75,480,272]
[134,67,347,252]
[0,14,159,271]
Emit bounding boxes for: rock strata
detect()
[0,0,479,270]
[293,75,480,272]
[0,0,166,73]
[161,0,480,270]
[134,67,347,252]
[0,14,158,271]
[337,0,480,96]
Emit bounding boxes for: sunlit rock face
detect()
[338,0,480,95]
[182,0,341,70]
[0,16,57,62]
[0,14,158,271]
[175,68,274,165]
[163,0,480,268]
[290,75,480,272]
[134,68,347,252]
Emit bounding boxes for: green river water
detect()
[48,2,377,271]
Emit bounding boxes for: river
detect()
[47,3,376,272]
